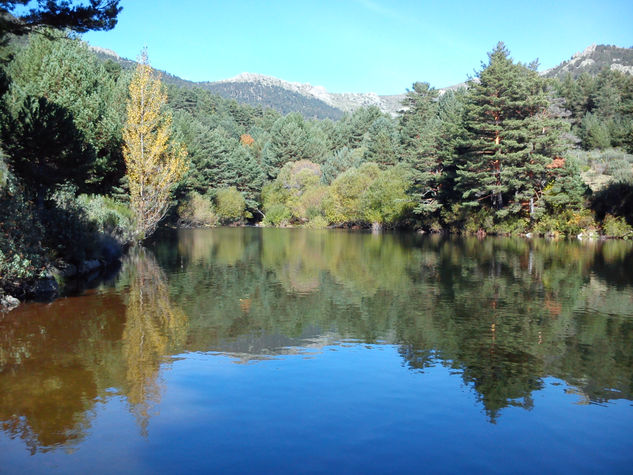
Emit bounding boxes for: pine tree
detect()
[456,43,566,220]
[0,96,90,202]
[0,1,121,40]
[435,89,467,208]
[363,116,401,168]
[6,31,126,191]
[261,113,326,179]
[224,144,265,211]
[399,82,442,217]
[123,51,187,241]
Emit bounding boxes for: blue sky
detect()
[82,0,633,95]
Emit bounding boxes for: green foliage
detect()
[0,96,91,196]
[0,180,47,287]
[297,185,328,220]
[321,147,364,185]
[602,214,633,239]
[363,116,401,167]
[215,187,245,224]
[532,209,597,237]
[456,42,567,221]
[323,162,381,225]
[76,194,134,244]
[262,113,327,178]
[398,82,448,218]
[224,145,265,210]
[262,160,325,223]
[4,32,127,190]
[360,166,412,226]
[262,204,292,227]
[489,216,530,235]
[335,106,383,148]
[304,215,328,229]
[540,157,589,215]
[580,112,611,149]
[0,174,132,296]
[177,192,218,228]
[555,68,633,151]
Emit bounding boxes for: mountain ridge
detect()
[91,43,633,120]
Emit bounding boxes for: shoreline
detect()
[4,225,630,313]
[1,250,125,314]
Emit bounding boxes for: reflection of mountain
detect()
[0,249,186,451]
[1,230,633,452]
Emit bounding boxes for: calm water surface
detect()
[1,228,633,473]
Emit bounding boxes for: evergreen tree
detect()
[321,147,364,185]
[363,116,401,168]
[435,89,467,209]
[398,82,442,217]
[224,144,265,211]
[456,43,566,220]
[540,156,588,215]
[178,123,235,194]
[579,112,611,149]
[0,1,121,39]
[5,31,127,190]
[0,96,90,200]
[334,106,383,149]
[261,113,326,179]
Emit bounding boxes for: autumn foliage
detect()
[123,51,187,241]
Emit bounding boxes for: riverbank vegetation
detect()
[1,12,633,299]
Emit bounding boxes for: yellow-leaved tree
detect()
[123,50,187,241]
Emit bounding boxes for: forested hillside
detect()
[2,28,633,300]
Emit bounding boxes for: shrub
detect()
[463,209,493,235]
[602,214,633,239]
[360,166,411,227]
[304,215,328,229]
[323,162,381,224]
[177,192,218,227]
[77,194,135,244]
[606,159,633,184]
[490,217,529,235]
[533,209,597,237]
[262,204,291,227]
[295,185,328,221]
[1,181,49,288]
[215,187,245,224]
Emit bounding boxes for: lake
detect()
[1,228,632,473]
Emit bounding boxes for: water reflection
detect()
[1,229,633,453]
[0,248,186,451]
[157,229,633,422]
[119,248,187,435]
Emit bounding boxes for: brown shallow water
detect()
[1,228,633,473]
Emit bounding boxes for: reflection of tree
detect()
[0,248,188,452]
[157,229,633,422]
[120,248,187,435]
[0,295,125,453]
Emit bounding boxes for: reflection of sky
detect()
[2,344,632,473]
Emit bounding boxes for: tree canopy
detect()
[0,1,121,39]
